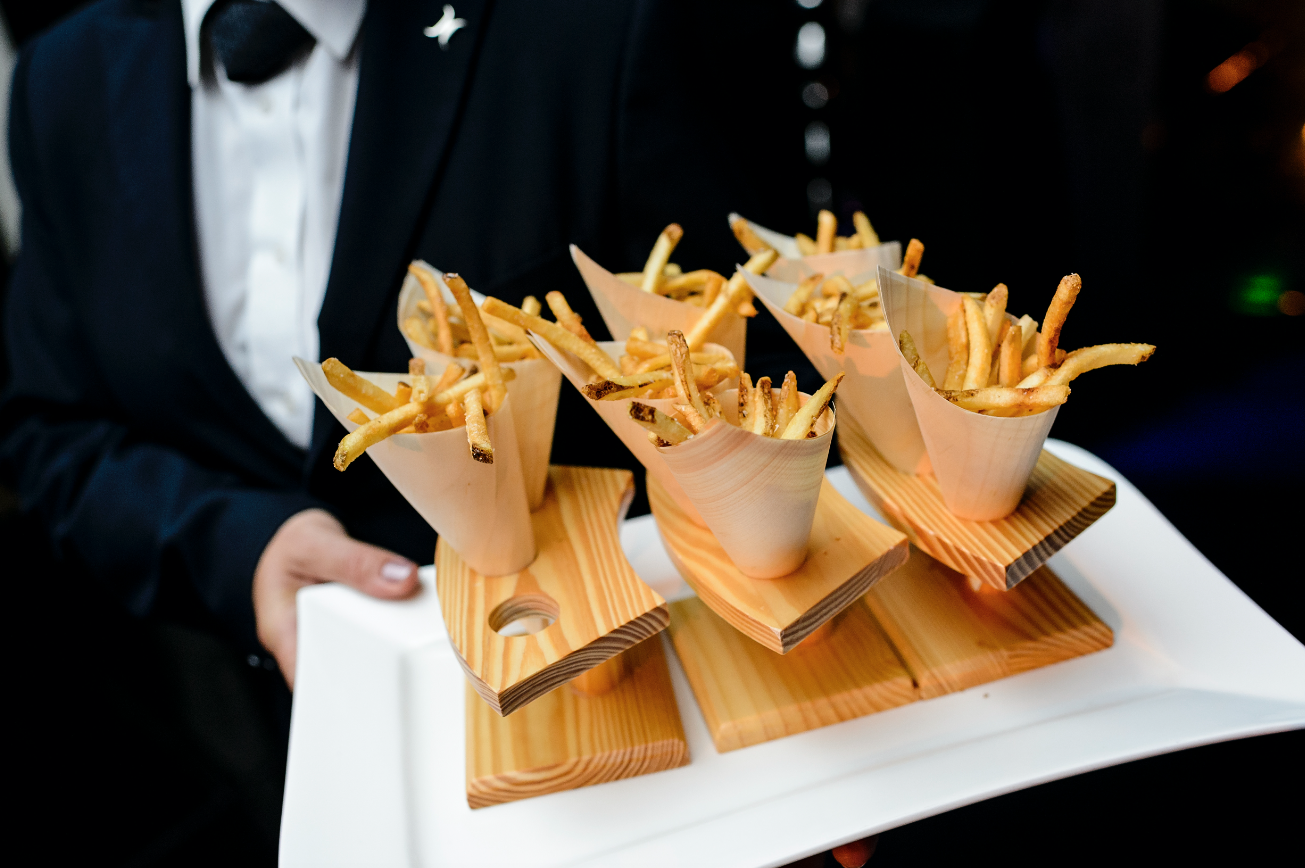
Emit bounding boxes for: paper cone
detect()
[657,391,834,579]
[877,267,1061,520]
[296,358,536,575]
[727,213,901,286]
[746,269,931,475]
[397,272,562,512]
[529,337,735,527]
[570,244,748,367]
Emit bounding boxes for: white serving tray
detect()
[279,442,1305,868]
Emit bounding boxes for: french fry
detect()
[737,371,753,426]
[322,358,402,414]
[434,362,465,392]
[831,291,855,354]
[430,367,516,406]
[625,335,669,359]
[444,273,508,413]
[899,238,924,278]
[408,358,426,376]
[751,377,775,436]
[962,296,993,389]
[545,291,594,343]
[998,326,1023,387]
[408,262,454,355]
[816,210,837,254]
[521,296,542,317]
[984,283,1008,346]
[936,385,1069,415]
[784,273,823,315]
[667,330,708,422]
[1038,273,1081,367]
[1017,314,1038,356]
[899,331,936,388]
[482,297,622,380]
[641,223,684,293]
[346,408,370,425]
[403,316,436,349]
[480,310,532,346]
[794,233,818,256]
[780,372,843,440]
[684,248,778,350]
[334,402,423,470]
[445,399,465,428]
[1043,343,1155,385]
[462,387,493,464]
[943,305,969,390]
[852,211,879,248]
[731,217,773,255]
[394,382,412,403]
[659,269,727,297]
[629,401,694,445]
[776,370,799,434]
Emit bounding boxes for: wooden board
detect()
[648,473,909,654]
[838,412,1116,591]
[437,466,668,717]
[666,597,916,752]
[667,546,1113,750]
[466,637,689,808]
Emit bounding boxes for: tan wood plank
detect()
[864,546,1114,698]
[648,473,909,654]
[838,412,1116,590]
[466,638,689,808]
[667,597,917,752]
[437,466,668,717]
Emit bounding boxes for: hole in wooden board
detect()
[489,593,560,637]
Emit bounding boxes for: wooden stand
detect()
[466,637,689,808]
[838,413,1116,591]
[668,545,1114,751]
[437,466,668,716]
[648,473,909,654]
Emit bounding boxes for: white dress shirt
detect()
[183,0,366,449]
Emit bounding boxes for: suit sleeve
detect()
[0,50,322,651]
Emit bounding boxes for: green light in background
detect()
[1230,274,1285,316]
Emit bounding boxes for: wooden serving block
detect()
[666,597,916,752]
[436,466,668,717]
[647,473,909,654]
[838,413,1116,591]
[667,546,1113,751]
[466,637,689,809]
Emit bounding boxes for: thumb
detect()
[303,522,421,600]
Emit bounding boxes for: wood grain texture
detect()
[648,473,909,654]
[838,412,1116,591]
[437,466,668,717]
[466,638,689,808]
[667,597,916,752]
[863,546,1114,697]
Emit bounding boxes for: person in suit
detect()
[0,0,752,686]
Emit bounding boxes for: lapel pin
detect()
[424,5,466,49]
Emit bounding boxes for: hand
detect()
[253,508,420,688]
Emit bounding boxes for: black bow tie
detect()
[204,0,316,85]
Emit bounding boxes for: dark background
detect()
[2,1,1301,865]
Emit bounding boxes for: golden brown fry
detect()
[1021,355,1042,380]
[521,296,542,317]
[481,297,622,379]
[702,273,724,308]
[462,388,493,464]
[625,335,669,359]
[322,358,402,415]
[658,269,727,297]
[750,376,775,436]
[780,373,843,440]
[784,273,823,315]
[731,217,773,255]
[942,306,969,392]
[346,408,370,425]
[737,371,753,426]
[444,273,507,412]
[815,210,837,254]
[962,296,993,390]
[480,310,532,345]
[667,330,708,421]
[641,223,684,293]
[1043,343,1155,385]
[984,283,1009,346]
[334,402,423,470]
[430,367,516,406]
[936,385,1069,414]
[1038,273,1081,367]
[852,211,880,248]
[776,371,799,433]
[408,262,454,355]
[899,331,936,388]
[831,291,855,355]
[403,316,436,350]
[684,249,777,350]
[545,291,594,343]
[434,362,465,393]
[445,400,465,428]
[899,238,925,278]
[794,233,818,256]
[394,382,412,403]
[1017,314,1038,357]
[629,401,694,445]
[998,326,1023,387]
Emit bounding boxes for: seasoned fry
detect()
[1043,343,1155,385]
[816,210,837,254]
[997,326,1023,387]
[1038,273,1081,367]
[899,238,925,278]
[462,387,493,464]
[444,273,507,412]
[852,211,879,248]
[776,371,799,433]
[984,283,1008,346]
[899,331,936,388]
[629,401,694,445]
[408,262,454,355]
[961,296,993,390]
[667,330,708,422]
[936,385,1069,414]
[481,297,622,379]
[780,372,843,440]
[731,217,773,255]
[334,402,423,470]
[641,223,684,293]
[545,291,594,343]
[737,371,753,426]
[322,358,402,414]
[943,305,969,390]
[751,377,775,436]
[831,291,855,354]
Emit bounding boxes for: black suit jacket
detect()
[0,0,758,651]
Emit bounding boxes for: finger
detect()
[296,521,421,600]
[832,836,879,867]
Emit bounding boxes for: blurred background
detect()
[2,0,1301,865]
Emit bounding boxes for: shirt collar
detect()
[182,0,368,88]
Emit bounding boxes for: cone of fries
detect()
[880,266,1155,520]
[397,262,561,511]
[570,232,765,366]
[728,212,901,285]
